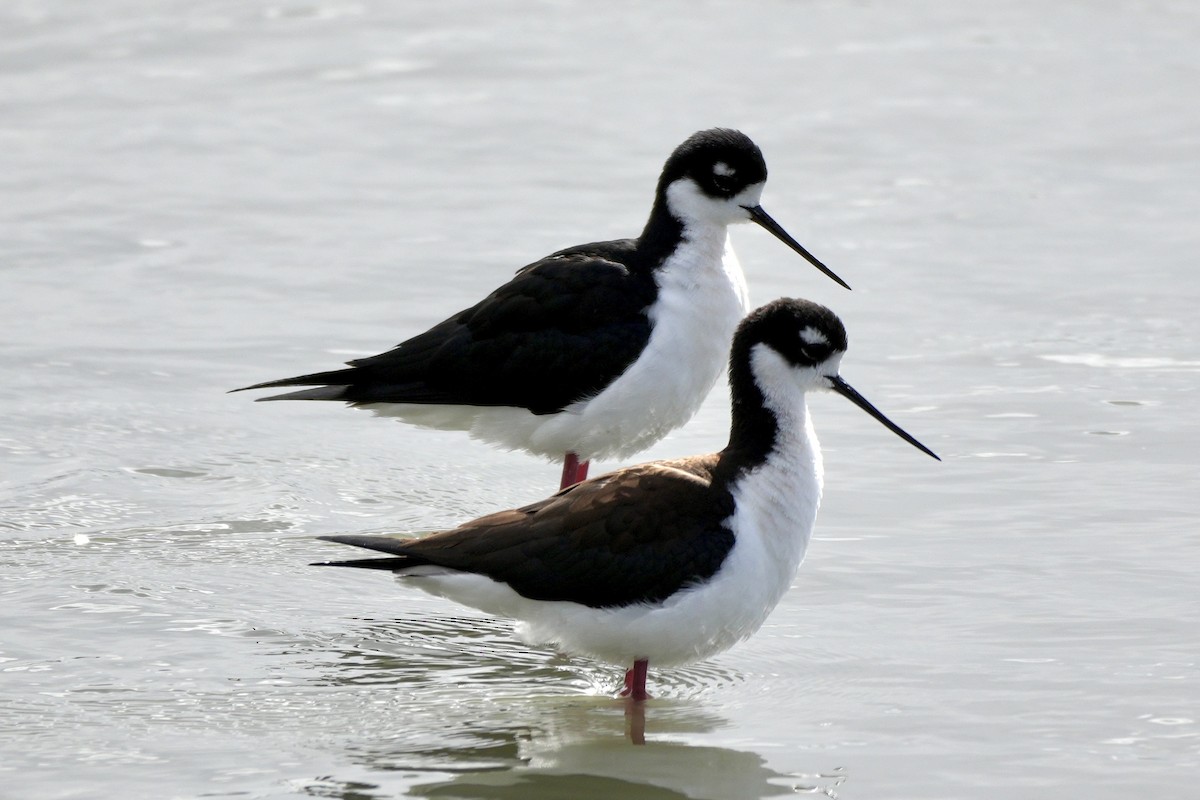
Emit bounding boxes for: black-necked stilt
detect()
[313,298,938,701]
[233,129,848,489]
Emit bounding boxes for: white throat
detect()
[725,344,830,610]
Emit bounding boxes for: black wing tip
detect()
[228,377,302,394]
[316,534,374,545]
[228,385,352,402]
[228,363,361,398]
[310,557,411,570]
[312,536,416,570]
[315,534,417,556]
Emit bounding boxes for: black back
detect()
[338,242,658,413]
[319,456,737,609]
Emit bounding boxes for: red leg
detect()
[629,658,650,701]
[559,453,579,490]
[559,452,591,490]
[617,659,650,701]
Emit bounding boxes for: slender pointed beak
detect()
[742,205,850,290]
[827,375,940,460]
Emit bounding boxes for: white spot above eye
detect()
[713,162,735,177]
[799,326,829,346]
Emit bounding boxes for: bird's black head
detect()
[727,298,940,461]
[657,128,768,200]
[645,130,851,290]
[735,297,849,372]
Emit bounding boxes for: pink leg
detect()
[617,659,650,702]
[559,452,591,490]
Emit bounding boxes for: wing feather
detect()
[316,456,735,609]
[235,241,657,413]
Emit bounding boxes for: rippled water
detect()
[2,1,1197,798]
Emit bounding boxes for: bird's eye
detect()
[710,163,737,194]
[800,344,828,362]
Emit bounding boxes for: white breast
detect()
[526,229,750,460]
[531,401,822,666]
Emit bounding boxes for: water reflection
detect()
[319,697,843,800]
[307,616,846,799]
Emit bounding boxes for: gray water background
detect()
[1,1,1197,798]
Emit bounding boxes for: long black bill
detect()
[828,375,940,460]
[743,205,851,290]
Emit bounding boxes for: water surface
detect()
[2,1,1197,798]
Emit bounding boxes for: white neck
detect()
[728,346,829,601]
